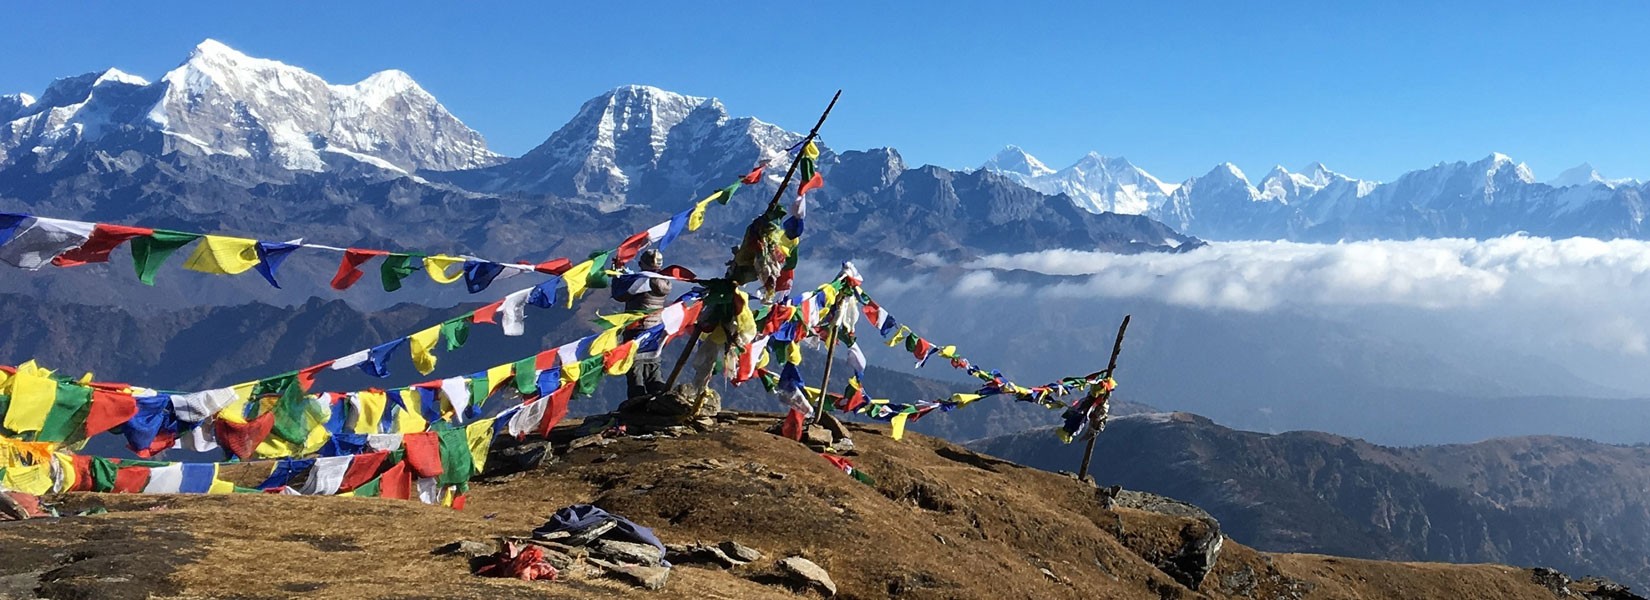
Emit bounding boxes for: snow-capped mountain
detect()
[0,39,499,178]
[1149,153,1650,241]
[445,85,804,205]
[979,146,1177,214]
[1549,163,1639,189]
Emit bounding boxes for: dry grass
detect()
[0,416,1577,599]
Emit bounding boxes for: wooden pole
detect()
[809,289,852,424]
[659,90,843,415]
[1078,314,1131,483]
[761,90,842,214]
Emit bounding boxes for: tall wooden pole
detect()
[1078,314,1131,483]
[809,289,851,424]
[659,91,843,403]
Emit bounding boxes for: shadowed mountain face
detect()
[971,412,1650,590]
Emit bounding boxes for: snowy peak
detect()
[980,147,1175,214]
[470,84,803,202]
[1549,163,1637,189]
[981,145,1054,178]
[1,38,499,175]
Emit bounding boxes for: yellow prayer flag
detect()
[182,235,261,275]
[208,477,236,495]
[561,260,595,308]
[802,140,820,160]
[687,196,716,231]
[588,327,622,358]
[255,436,305,459]
[52,452,77,493]
[595,311,648,329]
[887,326,911,347]
[485,364,513,398]
[889,412,910,441]
[4,363,58,434]
[424,255,467,284]
[560,361,582,387]
[465,418,496,476]
[1,463,53,495]
[352,391,389,435]
[396,389,429,432]
[950,393,982,406]
[408,326,442,375]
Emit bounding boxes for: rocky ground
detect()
[0,413,1640,599]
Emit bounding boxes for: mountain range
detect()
[982,147,1650,241]
[973,412,1650,591]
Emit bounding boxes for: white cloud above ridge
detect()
[956,235,1650,313]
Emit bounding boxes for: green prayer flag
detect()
[435,427,472,486]
[575,356,604,397]
[713,182,741,205]
[379,253,423,292]
[440,318,470,351]
[584,250,614,290]
[259,374,309,445]
[89,456,118,492]
[351,475,382,498]
[512,356,538,396]
[468,374,491,408]
[130,230,203,285]
[0,394,11,436]
[37,381,92,443]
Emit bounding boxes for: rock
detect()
[590,557,671,590]
[1158,520,1223,591]
[591,539,665,567]
[1531,567,1572,596]
[803,425,834,447]
[719,540,763,563]
[666,543,742,568]
[556,519,617,546]
[778,556,837,597]
[430,540,493,558]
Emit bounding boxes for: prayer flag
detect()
[408,325,442,375]
[0,217,94,270]
[51,223,153,267]
[182,235,262,275]
[252,241,302,289]
[130,230,202,285]
[331,248,387,290]
[380,253,423,292]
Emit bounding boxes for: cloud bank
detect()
[909,236,1650,362]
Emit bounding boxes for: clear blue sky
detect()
[3,1,1646,183]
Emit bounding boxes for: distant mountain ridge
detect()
[972,411,1650,591]
[981,147,1649,241]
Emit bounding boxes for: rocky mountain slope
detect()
[971,412,1650,591]
[2,416,1634,599]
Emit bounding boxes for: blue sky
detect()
[3,1,1646,183]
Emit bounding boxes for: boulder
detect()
[590,557,671,590]
[778,556,837,597]
[719,540,763,563]
[591,539,665,567]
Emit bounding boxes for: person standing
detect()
[615,249,672,403]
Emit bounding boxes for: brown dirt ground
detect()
[0,416,1586,599]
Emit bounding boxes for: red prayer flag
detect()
[330,249,387,290]
[378,461,413,500]
[613,232,650,265]
[533,350,556,370]
[780,408,806,441]
[52,224,154,267]
[134,429,176,459]
[85,390,139,438]
[111,466,151,493]
[215,412,275,461]
[539,383,574,436]
[658,265,697,280]
[742,162,766,185]
[338,451,389,493]
[402,432,444,478]
[296,361,332,392]
[797,172,824,196]
[472,301,502,324]
[534,257,573,275]
[69,455,95,492]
